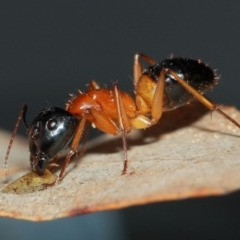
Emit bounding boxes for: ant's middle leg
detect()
[113,83,132,174]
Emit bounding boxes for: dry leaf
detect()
[0,102,240,221]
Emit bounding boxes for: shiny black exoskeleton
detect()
[23,106,79,176]
[144,58,217,110]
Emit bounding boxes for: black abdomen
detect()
[144,58,217,110]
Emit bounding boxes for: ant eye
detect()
[47,118,58,130]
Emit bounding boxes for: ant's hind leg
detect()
[133,53,156,87]
[150,69,166,124]
[131,69,166,129]
[167,69,240,130]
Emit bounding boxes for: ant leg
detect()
[150,69,166,124]
[113,83,132,175]
[131,69,166,129]
[58,117,86,180]
[4,104,27,175]
[133,53,156,87]
[46,117,86,186]
[89,109,119,135]
[75,121,91,159]
[167,69,240,129]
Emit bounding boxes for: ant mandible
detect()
[4,53,240,185]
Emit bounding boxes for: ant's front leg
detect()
[44,117,87,186]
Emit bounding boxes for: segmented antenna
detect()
[4,104,27,175]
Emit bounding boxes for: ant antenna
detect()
[22,104,29,129]
[4,104,28,175]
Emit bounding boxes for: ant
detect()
[4,53,240,185]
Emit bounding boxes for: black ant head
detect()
[25,106,79,176]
